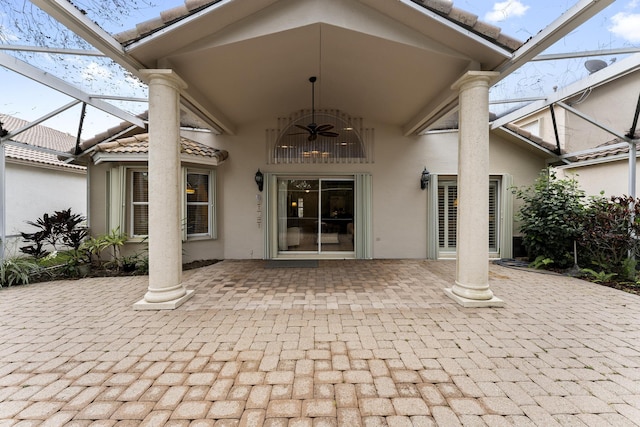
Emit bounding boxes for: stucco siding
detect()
[558,159,638,198]
[5,162,86,252]
[181,122,545,260]
[564,71,640,151]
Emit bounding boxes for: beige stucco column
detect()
[444,71,504,308]
[134,69,194,310]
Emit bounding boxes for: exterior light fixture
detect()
[255,169,264,192]
[420,167,430,190]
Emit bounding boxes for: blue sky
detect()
[1,0,639,136]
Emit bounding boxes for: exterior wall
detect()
[558,159,638,198]
[513,108,566,150]
[513,70,640,154]
[180,120,546,260]
[563,71,640,151]
[87,161,225,263]
[4,161,86,254]
[85,121,546,262]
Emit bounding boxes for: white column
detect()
[134,69,194,310]
[444,71,504,308]
[0,141,5,261]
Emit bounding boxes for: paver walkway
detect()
[1,259,639,426]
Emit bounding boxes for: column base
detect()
[444,288,504,308]
[133,290,195,310]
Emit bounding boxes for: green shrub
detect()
[0,257,39,287]
[513,168,585,269]
[20,209,88,258]
[578,195,640,278]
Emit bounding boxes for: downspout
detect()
[75,102,87,155]
[0,121,6,261]
[627,93,640,198]
[549,104,562,155]
[0,141,5,261]
[626,93,640,259]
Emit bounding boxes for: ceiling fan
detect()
[290,76,339,141]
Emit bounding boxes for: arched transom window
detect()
[267,109,373,164]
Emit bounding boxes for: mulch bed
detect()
[594,280,640,296]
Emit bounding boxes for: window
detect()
[131,170,149,237]
[185,171,211,237]
[111,166,216,240]
[437,179,499,253]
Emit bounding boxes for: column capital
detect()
[451,71,500,92]
[140,69,188,91]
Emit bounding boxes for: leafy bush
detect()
[0,257,39,287]
[513,168,586,269]
[578,195,640,278]
[580,268,617,283]
[81,228,128,270]
[20,209,88,258]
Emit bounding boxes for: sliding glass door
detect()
[277,178,355,255]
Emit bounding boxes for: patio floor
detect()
[1,259,640,426]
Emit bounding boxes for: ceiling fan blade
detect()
[288,132,309,136]
[316,124,334,132]
[319,131,340,137]
[294,124,312,133]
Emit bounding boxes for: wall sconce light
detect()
[420,167,430,190]
[255,169,264,192]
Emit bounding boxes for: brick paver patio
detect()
[1,259,639,426]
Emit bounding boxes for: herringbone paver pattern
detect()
[1,259,639,426]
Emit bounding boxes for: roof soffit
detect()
[122,0,517,130]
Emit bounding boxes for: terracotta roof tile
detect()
[114,0,522,52]
[1,114,86,171]
[420,0,453,15]
[504,123,560,153]
[569,135,640,162]
[93,133,229,162]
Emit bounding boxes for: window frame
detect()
[182,168,216,240]
[110,165,217,242]
[129,169,150,238]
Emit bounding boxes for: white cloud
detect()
[609,12,640,43]
[484,1,530,23]
[81,62,113,82]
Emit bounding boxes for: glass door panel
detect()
[319,180,354,251]
[277,178,354,255]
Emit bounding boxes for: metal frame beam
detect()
[406,0,614,134]
[30,0,235,135]
[0,52,144,129]
[492,53,640,129]
[0,44,104,57]
[29,0,143,76]
[2,140,77,158]
[556,101,631,142]
[1,101,81,141]
[532,47,640,62]
[497,126,570,164]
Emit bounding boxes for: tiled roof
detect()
[78,112,148,152]
[93,133,229,162]
[503,123,560,154]
[79,110,212,153]
[113,0,521,52]
[568,134,640,162]
[1,114,86,171]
